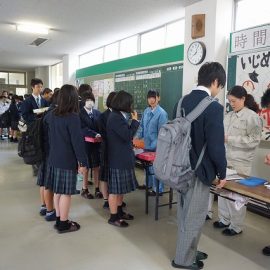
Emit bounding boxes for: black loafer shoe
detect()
[138,185,146,190]
[222,228,242,236]
[213,221,229,229]
[262,246,270,256]
[171,260,203,269]
[205,215,211,221]
[148,190,163,196]
[196,251,208,261]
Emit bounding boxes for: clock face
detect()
[187,41,206,65]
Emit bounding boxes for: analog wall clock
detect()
[187,41,206,65]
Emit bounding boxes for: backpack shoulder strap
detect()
[176,96,186,118]
[186,96,217,171]
[186,96,216,123]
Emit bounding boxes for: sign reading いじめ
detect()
[235,50,270,140]
[236,50,270,105]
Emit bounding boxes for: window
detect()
[165,20,185,47]
[235,0,270,30]
[104,42,119,62]
[51,62,63,90]
[141,27,166,53]
[80,48,104,68]
[9,73,25,85]
[16,88,28,95]
[0,72,8,84]
[120,36,138,58]
[0,71,25,85]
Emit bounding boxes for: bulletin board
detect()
[115,63,183,119]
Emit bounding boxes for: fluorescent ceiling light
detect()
[16,23,49,35]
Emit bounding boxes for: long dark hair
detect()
[51,89,60,106]
[245,94,260,113]
[54,84,79,116]
[106,92,117,108]
[261,88,270,108]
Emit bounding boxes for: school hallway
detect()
[0,140,269,270]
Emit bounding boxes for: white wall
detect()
[183,0,234,104]
[63,54,79,85]
[34,66,50,88]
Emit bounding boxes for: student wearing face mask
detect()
[136,90,168,195]
[79,91,102,199]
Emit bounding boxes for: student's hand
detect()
[95,133,101,138]
[224,135,228,143]
[264,154,270,165]
[131,111,138,121]
[78,166,87,174]
[216,179,227,189]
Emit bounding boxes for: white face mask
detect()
[85,100,94,110]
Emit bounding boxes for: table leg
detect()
[155,178,159,220]
[169,188,173,209]
[145,165,149,215]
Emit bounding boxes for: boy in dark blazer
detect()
[21,78,49,124]
[20,78,49,214]
[172,62,227,270]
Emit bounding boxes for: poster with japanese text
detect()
[236,49,270,140]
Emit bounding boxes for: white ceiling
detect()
[0,0,200,70]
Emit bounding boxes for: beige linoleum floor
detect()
[0,141,269,270]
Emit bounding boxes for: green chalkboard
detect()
[115,63,183,119]
[227,55,237,91]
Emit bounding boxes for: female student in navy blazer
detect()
[79,91,102,199]
[97,91,117,209]
[106,90,139,227]
[44,84,88,234]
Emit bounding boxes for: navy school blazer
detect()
[44,110,88,170]
[107,111,140,170]
[97,109,110,141]
[21,95,48,124]
[79,107,101,137]
[9,102,20,122]
[97,109,111,162]
[180,90,227,186]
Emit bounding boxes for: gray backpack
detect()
[153,95,215,191]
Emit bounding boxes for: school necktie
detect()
[36,97,40,108]
[88,112,93,119]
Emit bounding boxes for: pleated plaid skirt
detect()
[45,165,79,195]
[108,168,138,194]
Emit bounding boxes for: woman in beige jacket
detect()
[213,86,262,236]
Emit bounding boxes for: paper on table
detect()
[226,175,244,181]
[226,168,244,181]
[226,168,237,176]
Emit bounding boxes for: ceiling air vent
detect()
[29,38,49,47]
